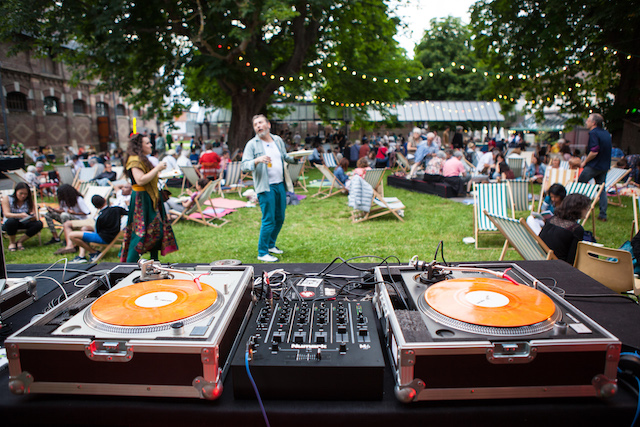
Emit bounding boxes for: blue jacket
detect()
[585,127,612,171]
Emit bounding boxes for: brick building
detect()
[0,40,158,155]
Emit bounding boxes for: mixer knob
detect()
[339,343,347,354]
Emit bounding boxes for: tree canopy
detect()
[0,0,416,149]
[407,17,485,102]
[471,0,640,143]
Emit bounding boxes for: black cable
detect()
[565,293,638,303]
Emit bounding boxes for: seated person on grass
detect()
[67,195,128,263]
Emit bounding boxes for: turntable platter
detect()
[424,277,556,328]
[91,279,218,326]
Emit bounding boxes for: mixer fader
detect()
[231,299,385,400]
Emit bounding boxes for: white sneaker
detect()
[257,254,279,262]
[268,247,284,254]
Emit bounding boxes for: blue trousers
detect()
[257,182,286,256]
[578,166,607,219]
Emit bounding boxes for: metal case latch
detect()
[487,342,537,364]
[85,340,133,362]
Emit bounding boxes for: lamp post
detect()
[204,117,210,140]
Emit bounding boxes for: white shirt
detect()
[162,155,179,172]
[262,139,284,185]
[476,152,494,173]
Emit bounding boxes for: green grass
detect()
[5,168,634,266]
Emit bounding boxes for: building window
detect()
[41,57,58,75]
[44,96,60,114]
[6,92,28,112]
[73,99,87,114]
[116,104,126,116]
[96,102,109,117]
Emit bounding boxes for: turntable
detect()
[373,262,621,402]
[5,261,253,400]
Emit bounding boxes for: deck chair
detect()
[394,152,410,173]
[220,161,248,196]
[520,150,534,167]
[89,230,124,262]
[483,211,556,261]
[573,242,640,295]
[506,157,525,179]
[565,181,604,235]
[76,166,98,184]
[505,179,531,212]
[473,182,514,249]
[111,166,125,181]
[604,167,631,207]
[322,152,338,168]
[288,161,307,192]
[169,179,229,228]
[633,194,640,237]
[179,165,202,195]
[54,165,76,186]
[82,185,113,218]
[537,168,579,212]
[4,169,28,188]
[351,169,405,223]
[312,164,347,199]
[559,160,569,170]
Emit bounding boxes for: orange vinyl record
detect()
[424,277,556,328]
[91,280,218,326]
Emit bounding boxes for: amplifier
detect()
[231,298,385,400]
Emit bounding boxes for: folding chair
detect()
[220,161,248,197]
[351,169,404,223]
[559,160,569,170]
[179,165,202,195]
[169,179,229,228]
[520,150,534,167]
[394,152,410,173]
[82,185,113,218]
[604,167,630,207]
[537,168,579,212]
[76,166,98,185]
[473,182,514,249]
[312,164,347,199]
[483,211,556,261]
[565,181,604,235]
[506,157,525,179]
[89,230,124,262]
[322,152,338,168]
[111,166,125,181]
[505,179,531,212]
[54,165,76,186]
[633,194,640,237]
[573,242,640,295]
[288,161,307,192]
[4,170,28,188]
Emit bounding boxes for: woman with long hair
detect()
[2,183,43,251]
[44,184,91,251]
[539,194,591,264]
[121,134,177,262]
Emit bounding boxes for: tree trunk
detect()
[226,88,275,153]
[612,55,640,151]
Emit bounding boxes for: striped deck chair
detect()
[322,152,338,168]
[169,179,229,228]
[505,179,531,212]
[604,167,630,207]
[312,164,347,199]
[506,157,525,179]
[179,165,202,195]
[288,161,307,192]
[473,182,514,249]
[221,161,247,196]
[54,165,76,186]
[537,167,579,212]
[483,211,556,261]
[394,152,410,173]
[559,160,570,170]
[352,168,404,223]
[565,181,604,235]
[520,150,534,167]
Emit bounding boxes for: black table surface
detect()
[1,260,639,427]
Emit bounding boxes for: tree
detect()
[0,0,415,150]
[407,17,485,102]
[471,0,640,146]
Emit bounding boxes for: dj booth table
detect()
[1,260,639,427]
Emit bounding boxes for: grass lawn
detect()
[4,167,634,266]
